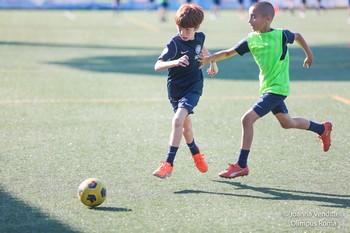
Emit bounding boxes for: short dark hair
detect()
[253,1,275,19]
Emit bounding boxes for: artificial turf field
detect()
[0,7,350,233]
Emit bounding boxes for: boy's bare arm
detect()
[294,32,314,68]
[154,55,189,71]
[199,47,238,66]
[201,46,218,77]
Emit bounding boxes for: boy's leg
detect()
[239,94,281,166]
[176,91,200,148]
[183,116,208,172]
[165,107,189,165]
[183,116,195,146]
[183,116,199,155]
[274,113,310,130]
[178,92,207,172]
[153,108,188,179]
[274,113,332,152]
[241,109,261,150]
[219,93,285,179]
[169,108,189,147]
[218,109,259,179]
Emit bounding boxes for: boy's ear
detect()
[265,15,272,23]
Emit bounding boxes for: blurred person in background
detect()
[158,0,169,22]
[112,0,120,11]
[148,0,157,11]
[300,0,307,18]
[238,0,245,19]
[315,0,325,15]
[210,0,221,20]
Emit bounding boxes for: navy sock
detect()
[307,121,324,136]
[165,146,178,166]
[237,149,250,168]
[187,139,199,155]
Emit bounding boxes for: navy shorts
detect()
[170,92,200,114]
[252,93,288,117]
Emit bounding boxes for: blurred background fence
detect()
[0,0,348,10]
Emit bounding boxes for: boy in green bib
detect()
[199,1,332,179]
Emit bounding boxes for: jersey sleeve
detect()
[197,32,205,44]
[234,38,249,56]
[282,29,295,45]
[158,39,177,61]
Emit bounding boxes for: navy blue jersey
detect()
[158,32,205,100]
[235,29,295,57]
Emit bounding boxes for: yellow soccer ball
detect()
[78,178,106,208]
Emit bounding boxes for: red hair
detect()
[175,4,204,28]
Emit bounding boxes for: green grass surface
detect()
[0,8,349,233]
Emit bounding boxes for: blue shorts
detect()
[170,92,200,114]
[252,93,288,117]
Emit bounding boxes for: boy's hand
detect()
[207,62,218,77]
[303,56,313,68]
[176,55,189,67]
[198,53,210,68]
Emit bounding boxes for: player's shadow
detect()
[92,206,133,212]
[0,188,79,233]
[174,180,350,209]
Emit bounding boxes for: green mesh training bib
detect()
[247,29,290,96]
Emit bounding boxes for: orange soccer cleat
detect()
[218,163,249,179]
[192,152,208,173]
[152,161,173,179]
[318,121,332,152]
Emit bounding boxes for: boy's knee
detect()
[172,117,183,128]
[241,114,253,126]
[279,121,292,129]
[241,115,247,125]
